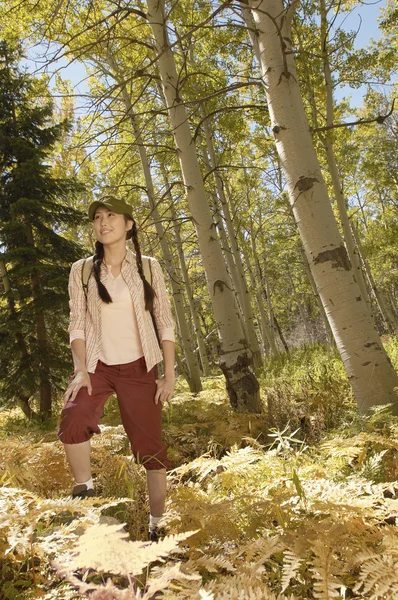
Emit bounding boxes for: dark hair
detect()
[93,214,156,311]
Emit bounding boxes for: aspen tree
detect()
[246,0,398,413]
[164,180,212,376]
[101,51,203,393]
[146,0,261,412]
[319,0,371,311]
[201,111,263,369]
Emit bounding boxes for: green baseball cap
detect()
[88,195,134,220]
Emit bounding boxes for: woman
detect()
[58,195,175,541]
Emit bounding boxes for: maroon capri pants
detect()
[58,356,169,470]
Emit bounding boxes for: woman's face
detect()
[93,206,132,245]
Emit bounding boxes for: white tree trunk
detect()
[198,133,251,347]
[246,259,278,354]
[352,225,398,334]
[319,0,371,311]
[167,190,212,376]
[103,51,202,393]
[248,0,398,413]
[201,111,263,369]
[146,0,260,411]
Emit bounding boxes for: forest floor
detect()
[1,341,398,599]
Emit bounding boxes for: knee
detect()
[136,449,171,471]
[58,404,100,445]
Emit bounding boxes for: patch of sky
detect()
[21,42,91,116]
[332,0,394,108]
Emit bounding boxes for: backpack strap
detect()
[142,256,160,347]
[81,256,94,300]
[142,256,152,286]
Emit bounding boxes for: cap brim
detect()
[88,199,134,220]
[88,201,103,220]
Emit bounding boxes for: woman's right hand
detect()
[63,370,92,406]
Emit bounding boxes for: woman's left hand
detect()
[155,375,175,404]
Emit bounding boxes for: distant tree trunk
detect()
[319,0,371,313]
[201,111,263,369]
[287,266,312,341]
[249,223,288,352]
[197,130,252,350]
[167,199,211,376]
[246,260,278,354]
[247,0,398,413]
[352,225,398,334]
[0,258,39,419]
[103,51,203,393]
[298,242,335,345]
[24,224,52,418]
[147,0,260,412]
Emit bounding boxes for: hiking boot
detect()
[148,526,166,542]
[72,484,95,499]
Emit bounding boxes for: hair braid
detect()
[131,222,156,312]
[93,241,112,303]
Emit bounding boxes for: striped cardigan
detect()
[68,248,175,373]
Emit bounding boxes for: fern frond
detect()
[281,550,303,593]
[203,572,300,599]
[186,554,235,573]
[146,562,201,597]
[60,523,198,576]
[236,534,285,563]
[310,538,342,599]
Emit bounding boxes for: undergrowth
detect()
[0,342,398,599]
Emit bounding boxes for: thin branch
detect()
[311,99,396,133]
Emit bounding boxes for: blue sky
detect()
[332,0,390,105]
[25,0,389,110]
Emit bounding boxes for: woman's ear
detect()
[126,219,133,233]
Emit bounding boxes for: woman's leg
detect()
[115,359,170,530]
[146,469,167,517]
[58,362,113,489]
[64,440,91,483]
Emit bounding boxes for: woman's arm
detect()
[64,262,92,405]
[71,338,88,375]
[155,340,175,404]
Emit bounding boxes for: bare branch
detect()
[311,99,396,133]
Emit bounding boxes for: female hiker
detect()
[58,195,175,541]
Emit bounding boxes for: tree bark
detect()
[146,0,260,412]
[247,0,398,413]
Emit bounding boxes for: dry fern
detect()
[59,523,198,576]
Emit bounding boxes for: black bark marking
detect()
[272,125,286,135]
[213,279,231,294]
[356,296,362,301]
[364,342,379,349]
[220,353,261,413]
[295,176,319,192]
[362,361,371,366]
[314,245,351,271]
